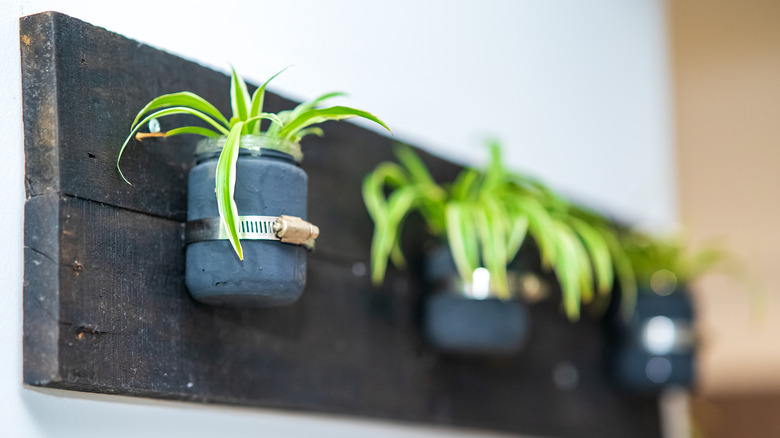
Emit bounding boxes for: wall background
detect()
[0,1,672,436]
[670,3,780,436]
[671,0,780,396]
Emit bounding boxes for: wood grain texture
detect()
[21,11,660,437]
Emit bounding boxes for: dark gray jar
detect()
[424,293,529,354]
[185,135,308,308]
[606,288,695,392]
[423,246,530,355]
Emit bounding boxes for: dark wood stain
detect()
[21,11,660,437]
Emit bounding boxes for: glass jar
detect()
[185,135,308,307]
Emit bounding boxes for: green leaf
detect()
[480,141,504,197]
[131,91,230,129]
[291,91,348,117]
[230,66,251,122]
[389,239,406,269]
[514,195,557,267]
[568,225,595,304]
[446,202,479,285]
[163,126,221,138]
[389,185,443,264]
[392,146,446,232]
[272,92,350,137]
[362,162,409,222]
[117,107,229,184]
[506,214,529,263]
[601,227,637,320]
[489,200,513,297]
[475,202,510,299]
[553,221,582,321]
[362,160,428,285]
[570,217,614,294]
[265,110,293,137]
[684,246,725,281]
[278,105,390,139]
[368,186,422,284]
[395,145,436,187]
[292,127,325,141]
[451,168,480,202]
[386,187,421,236]
[241,113,284,135]
[215,122,245,260]
[369,216,390,284]
[416,195,447,235]
[248,67,290,133]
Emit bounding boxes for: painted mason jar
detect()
[423,246,530,354]
[185,135,311,308]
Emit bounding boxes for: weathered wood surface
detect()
[22,11,660,437]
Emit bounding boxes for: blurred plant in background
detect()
[364,141,635,321]
[618,231,763,316]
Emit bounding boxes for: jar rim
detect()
[195,134,303,162]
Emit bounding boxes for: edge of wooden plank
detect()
[23,194,62,386]
[21,11,60,197]
[21,12,62,386]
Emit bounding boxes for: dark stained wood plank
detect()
[23,194,62,386]
[24,11,227,220]
[21,11,661,438]
[21,13,63,385]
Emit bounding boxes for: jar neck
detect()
[195,134,302,163]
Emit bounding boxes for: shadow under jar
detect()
[185,135,308,308]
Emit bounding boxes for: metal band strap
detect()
[186,215,317,251]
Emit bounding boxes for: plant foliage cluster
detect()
[119,67,389,260]
[363,143,635,321]
[619,232,727,292]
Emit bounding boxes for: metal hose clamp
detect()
[186,215,319,251]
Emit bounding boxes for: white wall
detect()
[0,1,672,436]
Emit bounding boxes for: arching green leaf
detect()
[230,66,251,122]
[248,67,291,133]
[163,126,221,138]
[131,91,230,129]
[215,122,245,260]
[278,106,390,139]
[117,107,228,184]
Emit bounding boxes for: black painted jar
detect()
[423,246,530,355]
[185,135,308,308]
[606,287,696,392]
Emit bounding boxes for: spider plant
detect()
[118,66,390,260]
[363,142,627,321]
[511,180,638,320]
[619,231,763,319]
[620,232,724,292]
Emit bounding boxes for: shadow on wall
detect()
[18,387,517,438]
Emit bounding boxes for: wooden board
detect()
[21,11,661,437]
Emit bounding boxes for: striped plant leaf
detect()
[117,106,229,184]
[278,106,390,139]
[131,91,230,128]
[570,217,614,295]
[214,122,245,260]
[163,126,222,138]
[230,66,251,122]
[248,66,290,132]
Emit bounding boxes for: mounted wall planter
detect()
[364,143,625,330]
[424,293,529,354]
[423,247,530,354]
[185,136,309,307]
[118,66,389,308]
[606,289,696,391]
